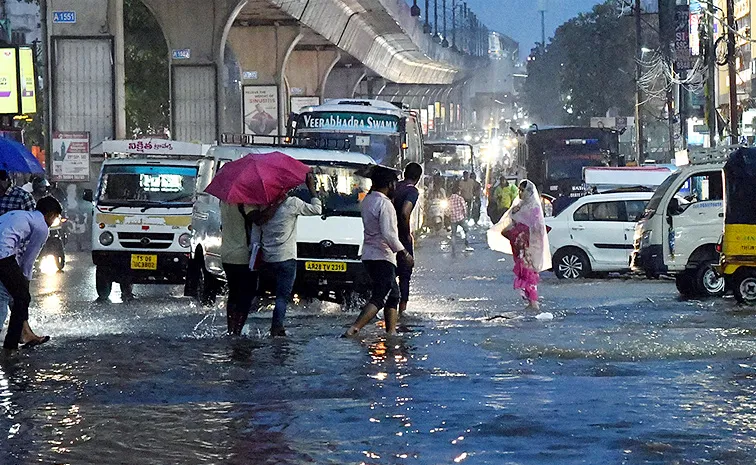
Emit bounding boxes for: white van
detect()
[187,141,377,305]
[85,140,208,300]
[631,146,735,297]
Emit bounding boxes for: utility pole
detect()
[727,0,738,144]
[706,0,717,146]
[537,0,546,49]
[635,0,645,164]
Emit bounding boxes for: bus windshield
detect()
[547,156,605,182]
[291,163,371,217]
[294,112,402,166]
[97,165,197,206]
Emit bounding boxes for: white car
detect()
[547,192,653,279]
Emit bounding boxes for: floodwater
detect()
[2,235,756,464]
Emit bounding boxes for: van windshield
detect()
[643,170,681,218]
[97,165,198,207]
[291,163,371,217]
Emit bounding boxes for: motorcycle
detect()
[40,216,68,271]
[428,197,449,233]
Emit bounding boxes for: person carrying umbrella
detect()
[258,172,321,337]
[204,151,316,337]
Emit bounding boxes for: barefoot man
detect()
[344,167,414,337]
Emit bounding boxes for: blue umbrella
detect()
[0,138,45,174]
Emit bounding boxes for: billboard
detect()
[0,46,37,115]
[19,47,36,114]
[243,85,279,135]
[52,132,90,181]
[0,48,19,115]
[290,96,320,114]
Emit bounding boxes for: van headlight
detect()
[640,230,652,248]
[99,231,114,246]
[178,233,191,248]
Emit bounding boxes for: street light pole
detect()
[635,0,645,163]
[726,0,739,144]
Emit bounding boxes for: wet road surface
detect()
[2,232,756,464]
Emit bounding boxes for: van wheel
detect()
[675,271,696,298]
[553,248,590,279]
[734,270,756,304]
[195,259,219,306]
[694,261,725,297]
[184,256,200,298]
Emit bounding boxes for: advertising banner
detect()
[420,108,428,135]
[52,132,90,181]
[290,96,320,114]
[19,47,36,114]
[0,48,19,115]
[675,4,693,70]
[243,85,279,135]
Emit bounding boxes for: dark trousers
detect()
[0,256,30,350]
[364,260,401,310]
[268,260,297,329]
[222,263,258,334]
[396,239,414,303]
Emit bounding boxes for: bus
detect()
[289,99,425,230]
[289,99,424,170]
[514,125,622,196]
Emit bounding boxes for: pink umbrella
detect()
[205,151,311,205]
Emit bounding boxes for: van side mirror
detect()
[83,189,93,202]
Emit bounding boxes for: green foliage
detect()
[523,1,636,126]
[124,0,169,136]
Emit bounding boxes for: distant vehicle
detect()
[423,140,475,177]
[631,146,734,298]
[547,191,653,279]
[513,125,623,197]
[85,139,208,300]
[717,147,756,303]
[188,138,378,305]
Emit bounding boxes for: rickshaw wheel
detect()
[734,270,756,304]
[694,262,726,297]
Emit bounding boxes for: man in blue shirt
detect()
[0,196,62,353]
[392,162,422,316]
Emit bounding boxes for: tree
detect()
[523,1,637,126]
[124,0,169,136]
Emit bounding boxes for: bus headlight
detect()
[99,231,114,246]
[178,233,191,248]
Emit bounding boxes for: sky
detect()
[462,0,606,57]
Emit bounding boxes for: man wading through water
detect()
[392,162,422,316]
[344,167,414,337]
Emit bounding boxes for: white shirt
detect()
[0,210,49,280]
[259,196,322,263]
[361,191,404,266]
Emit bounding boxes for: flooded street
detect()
[3,233,756,464]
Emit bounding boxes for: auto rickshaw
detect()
[718,147,756,303]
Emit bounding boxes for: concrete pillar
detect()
[227,24,301,135]
[285,48,340,105]
[143,0,240,143]
[323,66,366,100]
[48,0,126,146]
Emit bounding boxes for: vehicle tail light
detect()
[546,225,552,233]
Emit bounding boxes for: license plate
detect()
[131,254,158,270]
[305,261,347,272]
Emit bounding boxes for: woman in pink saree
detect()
[487,180,551,310]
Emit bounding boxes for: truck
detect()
[85,139,208,300]
[631,146,735,298]
[187,135,378,306]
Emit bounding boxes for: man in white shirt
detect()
[344,167,414,337]
[0,196,62,353]
[259,173,321,337]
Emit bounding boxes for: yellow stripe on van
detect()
[95,213,192,227]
